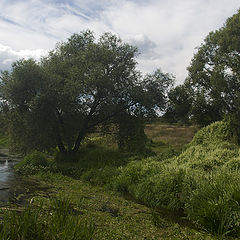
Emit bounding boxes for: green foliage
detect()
[114,158,163,193]
[164,84,192,124]
[150,209,169,228]
[31,171,215,240]
[116,114,148,153]
[0,205,45,240]
[113,120,240,237]
[23,151,49,166]
[15,151,50,175]
[150,142,177,160]
[52,145,130,180]
[175,142,238,172]
[0,31,174,154]
[10,120,240,238]
[186,170,240,236]
[81,166,119,187]
[0,133,9,147]
[0,196,95,240]
[224,155,240,170]
[190,90,222,126]
[187,9,240,127]
[189,120,236,146]
[141,68,174,115]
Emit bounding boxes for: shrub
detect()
[15,151,49,175]
[132,167,189,210]
[189,120,236,147]
[114,158,163,193]
[174,142,239,172]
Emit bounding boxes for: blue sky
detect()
[0,0,239,83]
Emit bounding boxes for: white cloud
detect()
[0,0,239,83]
[0,43,47,70]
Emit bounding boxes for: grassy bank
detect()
[1,172,215,239]
[1,121,240,239]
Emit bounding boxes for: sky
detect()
[0,0,239,84]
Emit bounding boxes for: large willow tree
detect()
[0,31,174,154]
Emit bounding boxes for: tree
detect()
[190,89,222,126]
[0,31,174,154]
[163,84,192,124]
[141,69,174,117]
[187,9,240,127]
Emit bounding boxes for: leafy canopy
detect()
[187,9,240,126]
[0,30,174,153]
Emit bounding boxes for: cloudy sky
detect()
[0,0,239,84]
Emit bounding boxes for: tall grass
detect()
[12,120,240,237]
[0,195,95,240]
[114,120,240,237]
[186,170,240,237]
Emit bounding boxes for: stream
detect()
[0,149,53,207]
[0,149,22,205]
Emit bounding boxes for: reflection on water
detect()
[0,150,52,206]
[0,150,22,205]
[0,159,11,182]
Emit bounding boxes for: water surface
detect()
[0,149,21,205]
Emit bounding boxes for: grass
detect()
[115,120,240,238]
[0,193,95,240]
[0,133,9,148]
[145,122,199,152]
[0,172,217,240]
[3,121,240,239]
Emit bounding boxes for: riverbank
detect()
[1,171,216,240]
[1,122,240,239]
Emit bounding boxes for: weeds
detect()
[114,120,240,237]
[9,121,240,238]
[0,196,95,240]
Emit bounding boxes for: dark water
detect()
[0,150,22,205]
[0,150,53,207]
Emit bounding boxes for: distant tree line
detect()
[163,9,240,134]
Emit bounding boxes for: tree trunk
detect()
[57,142,66,153]
[72,130,86,152]
[55,121,66,153]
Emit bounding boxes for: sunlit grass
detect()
[145,122,199,152]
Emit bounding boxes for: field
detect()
[145,123,199,152]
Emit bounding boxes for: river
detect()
[0,149,53,206]
[0,149,22,205]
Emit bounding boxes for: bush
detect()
[189,120,236,147]
[81,166,120,187]
[133,167,189,210]
[115,158,200,211]
[174,142,239,172]
[114,158,163,193]
[15,151,49,175]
